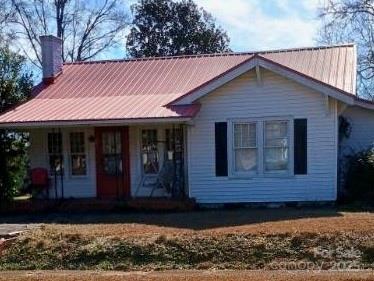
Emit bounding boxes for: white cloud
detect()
[195,0,323,51]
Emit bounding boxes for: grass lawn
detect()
[1,270,374,281]
[0,208,374,273]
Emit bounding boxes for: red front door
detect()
[95,127,130,199]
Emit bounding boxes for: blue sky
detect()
[194,0,323,52]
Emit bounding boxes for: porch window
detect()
[48,132,63,175]
[233,123,257,173]
[141,129,159,174]
[264,120,289,172]
[69,132,87,176]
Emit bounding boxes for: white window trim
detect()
[228,116,294,179]
[68,130,89,178]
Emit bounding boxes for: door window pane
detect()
[264,121,289,172]
[103,131,121,154]
[102,131,122,176]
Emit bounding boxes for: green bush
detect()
[343,146,374,203]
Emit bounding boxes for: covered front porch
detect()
[26,121,189,201]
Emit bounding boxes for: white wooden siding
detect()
[28,127,96,198]
[341,106,374,154]
[187,69,338,203]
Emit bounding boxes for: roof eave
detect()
[353,98,374,110]
[0,116,194,129]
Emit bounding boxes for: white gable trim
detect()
[172,58,257,105]
[172,56,357,107]
[257,58,355,105]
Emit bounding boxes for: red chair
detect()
[30,168,50,198]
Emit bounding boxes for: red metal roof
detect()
[0,44,358,125]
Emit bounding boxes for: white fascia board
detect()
[353,99,374,110]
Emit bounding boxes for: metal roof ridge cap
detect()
[62,43,356,66]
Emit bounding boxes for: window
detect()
[102,131,122,176]
[70,132,87,176]
[233,123,257,173]
[264,120,289,172]
[230,118,291,177]
[141,129,159,174]
[48,132,63,175]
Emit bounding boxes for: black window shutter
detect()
[294,119,307,175]
[215,122,228,177]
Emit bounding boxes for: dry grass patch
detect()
[1,226,373,271]
[43,210,374,238]
[1,209,374,271]
[0,270,373,281]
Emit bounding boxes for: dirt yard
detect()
[36,209,374,237]
[1,270,374,281]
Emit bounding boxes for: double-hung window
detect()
[233,123,257,174]
[264,120,289,173]
[231,119,291,177]
[48,132,63,175]
[70,132,87,176]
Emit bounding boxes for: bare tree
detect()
[318,0,374,100]
[8,0,129,67]
[0,0,15,42]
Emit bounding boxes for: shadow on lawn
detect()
[0,206,344,230]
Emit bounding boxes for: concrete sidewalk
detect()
[0,224,38,237]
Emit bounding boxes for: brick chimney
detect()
[40,35,62,83]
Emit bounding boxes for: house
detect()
[0,35,373,204]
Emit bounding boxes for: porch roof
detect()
[0,43,361,126]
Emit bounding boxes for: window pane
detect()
[234,124,241,147]
[49,155,64,175]
[264,147,288,171]
[234,123,256,148]
[70,132,85,153]
[266,137,288,147]
[48,133,62,153]
[235,148,257,172]
[142,129,159,174]
[71,155,86,175]
[265,121,288,146]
